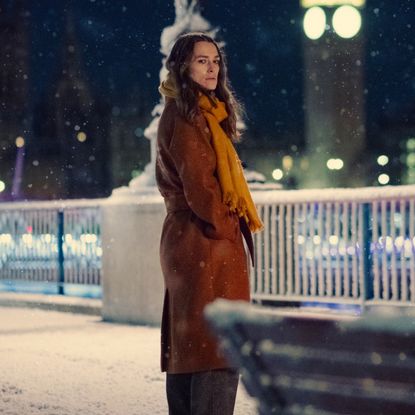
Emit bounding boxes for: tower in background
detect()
[300,0,366,188]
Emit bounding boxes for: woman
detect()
[156,32,263,415]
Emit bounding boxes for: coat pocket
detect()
[202,214,238,242]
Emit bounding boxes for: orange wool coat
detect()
[156,98,252,374]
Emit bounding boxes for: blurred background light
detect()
[332,5,362,38]
[376,155,389,166]
[77,132,87,142]
[378,173,390,185]
[282,155,294,170]
[272,168,284,181]
[326,158,344,170]
[15,136,25,148]
[303,7,326,40]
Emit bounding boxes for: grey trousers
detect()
[166,369,239,415]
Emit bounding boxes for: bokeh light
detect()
[77,132,87,142]
[272,168,284,181]
[303,7,326,40]
[15,136,25,148]
[378,174,390,185]
[377,155,389,166]
[332,5,362,38]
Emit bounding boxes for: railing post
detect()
[362,203,373,305]
[57,210,65,295]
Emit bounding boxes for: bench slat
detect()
[205,301,415,415]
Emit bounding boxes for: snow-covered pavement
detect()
[0,306,258,415]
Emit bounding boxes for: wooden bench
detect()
[205,301,415,415]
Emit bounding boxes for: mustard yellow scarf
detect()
[159,77,263,233]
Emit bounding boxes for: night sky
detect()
[22,0,415,151]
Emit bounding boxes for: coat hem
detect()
[162,362,237,375]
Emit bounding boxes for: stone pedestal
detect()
[101,192,165,325]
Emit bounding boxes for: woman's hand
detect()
[203,212,238,242]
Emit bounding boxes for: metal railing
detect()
[0,199,103,296]
[2,185,415,307]
[251,185,415,307]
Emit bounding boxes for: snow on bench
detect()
[205,300,415,415]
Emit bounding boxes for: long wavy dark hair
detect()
[165,32,244,142]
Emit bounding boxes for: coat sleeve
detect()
[168,116,238,241]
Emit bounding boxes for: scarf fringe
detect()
[198,95,264,234]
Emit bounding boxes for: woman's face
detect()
[188,41,220,91]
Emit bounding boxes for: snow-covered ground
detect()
[0,306,258,415]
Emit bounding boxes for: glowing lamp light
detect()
[282,155,294,170]
[0,233,12,244]
[378,174,390,185]
[297,235,306,244]
[332,5,362,38]
[395,236,404,249]
[303,7,326,40]
[326,158,344,170]
[301,0,365,7]
[377,155,389,166]
[0,180,5,193]
[43,234,52,243]
[22,234,33,245]
[346,246,356,255]
[407,153,415,167]
[77,132,87,142]
[272,168,284,181]
[329,235,339,245]
[407,138,415,151]
[15,136,25,148]
[321,247,330,255]
[80,233,98,244]
[300,158,309,170]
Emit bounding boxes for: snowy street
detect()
[0,306,258,415]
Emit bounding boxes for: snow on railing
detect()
[2,184,415,307]
[0,199,103,296]
[252,185,415,307]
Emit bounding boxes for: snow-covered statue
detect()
[117,0,217,195]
